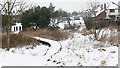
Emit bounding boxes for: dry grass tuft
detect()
[97,35,119,46]
[20,28,70,41]
[108,35,118,44]
[80,29,95,36]
[2,33,39,48]
[101,60,107,66]
[97,36,106,42]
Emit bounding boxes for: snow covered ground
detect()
[0,28,119,67]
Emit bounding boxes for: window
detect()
[14,27,16,31]
[109,9,115,13]
[74,17,80,20]
[19,26,21,31]
[109,15,115,20]
[118,9,120,12]
[16,27,18,31]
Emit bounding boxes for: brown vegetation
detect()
[1,28,70,48]
[108,35,118,44]
[97,34,119,47]
[2,33,39,48]
[80,28,95,35]
[101,60,107,66]
[20,28,70,41]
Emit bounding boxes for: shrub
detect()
[84,17,94,30]
[95,19,111,29]
[20,28,70,41]
[84,18,118,30]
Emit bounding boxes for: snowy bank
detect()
[0,31,118,67]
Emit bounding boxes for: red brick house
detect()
[93,10,106,21]
[92,1,120,21]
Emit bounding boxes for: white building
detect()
[58,16,85,29]
[93,1,120,21]
[106,1,120,20]
[11,22,22,34]
[72,16,85,28]
[49,16,86,30]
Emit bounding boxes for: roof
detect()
[93,1,119,17]
[119,1,120,6]
[107,2,118,9]
[11,22,22,26]
[92,3,106,17]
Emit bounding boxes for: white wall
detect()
[106,2,120,20]
[11,23,22,34]
[106,9,119,20]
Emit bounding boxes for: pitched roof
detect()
[93,1,119,17]
[107,2,118,9]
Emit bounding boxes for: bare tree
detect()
[86,0,100,40]
[0,0,27,50]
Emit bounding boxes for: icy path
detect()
[32,37,62,57]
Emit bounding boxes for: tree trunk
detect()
[0,11,2,48]
[94,21,97,40]
[94,12,97,40]
[6,0,10,51]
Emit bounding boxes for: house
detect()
[11,22,22,34]
[72,16,86,28]
[93,1,120,21]
[92,3,107,21]
[106,2,120,20]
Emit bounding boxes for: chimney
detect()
[101,4,103,10]
[104,3,106,10]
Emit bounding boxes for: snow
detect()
[0,28,118,67]
[96,9,105,16]
[97,28,118,39]
[49,17,86,30]
[107,2,119,9]
[58,23,65,29]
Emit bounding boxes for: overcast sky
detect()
[27,0,120,12]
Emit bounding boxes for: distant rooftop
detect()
[92,1,120,17]
[118,1,120,8]
[107,2,119,9]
